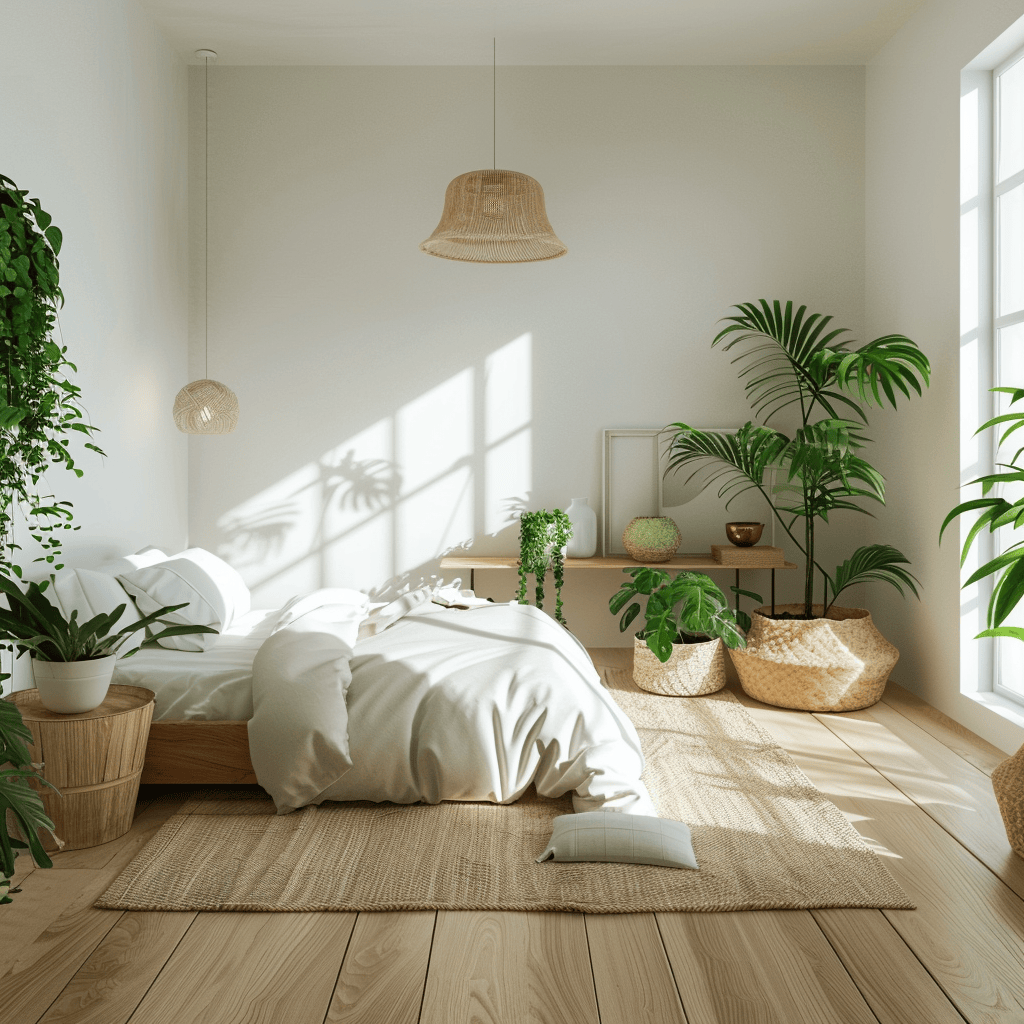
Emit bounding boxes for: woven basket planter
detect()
[622,517,682,563]
[729,605,898,712]
[993,744,1024,858]
[632,635,726,696]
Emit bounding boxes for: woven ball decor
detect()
[622,517,682,563]
[992,744,1024,858]
[173,379,239,434]
[632,635,726,696]
[420,169,567,263]
[729,605,898,712]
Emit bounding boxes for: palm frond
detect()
[827,544,920,610]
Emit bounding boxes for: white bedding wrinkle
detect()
[248,588,369,814]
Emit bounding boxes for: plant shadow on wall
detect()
[215,333,535,604]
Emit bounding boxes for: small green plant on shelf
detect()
[609,567,749,663]
[517,509,571,626]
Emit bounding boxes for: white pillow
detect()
[49,568,141,639]
[536,812,699,870]
[97,547,169,577]
[117,548,251,652]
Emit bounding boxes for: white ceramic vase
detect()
[565,498,597,558]
[32,655,116,714]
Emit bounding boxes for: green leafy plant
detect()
[609,567,748,662]
[517,509,571,626]
[1,173,102,588]
[0,699,59,903]
[666,300,929,619]
[941,386,1024,641]
[0,575,218,662]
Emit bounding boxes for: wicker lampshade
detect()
[173,379,239,434]
[420,169,567,263]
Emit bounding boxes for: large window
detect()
[963,48,1024,706]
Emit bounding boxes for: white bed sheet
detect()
[112,609,276,721]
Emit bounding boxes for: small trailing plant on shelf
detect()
[609,567,748,662]
[667,300,929,619]
[517,508,571,626]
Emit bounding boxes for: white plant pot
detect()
[31,655,116,714]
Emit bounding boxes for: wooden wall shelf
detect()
[440,554,797,571]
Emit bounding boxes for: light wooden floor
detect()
[3,648,1024,1024]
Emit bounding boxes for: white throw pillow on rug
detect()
[118,548,251,652]
[537,811,699,870]
[49,568,141,639]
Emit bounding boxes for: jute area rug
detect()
[97,670,912,913]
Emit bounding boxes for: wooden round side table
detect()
[5,684,155,852]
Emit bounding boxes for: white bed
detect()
[55,550,655,818]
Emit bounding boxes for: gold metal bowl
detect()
[725,522,764,547]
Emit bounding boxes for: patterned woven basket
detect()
[729,605,898,712]
[632,635,725,696]
[993,744,1024,858]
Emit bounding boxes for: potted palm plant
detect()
[666,300,930,711]
[0,575,217,713]
[941,384,1024,858]
[609,567,747,695]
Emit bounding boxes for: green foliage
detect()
[667,300,928,618]
[0,174,103,592]
[0,574,218,663]
[941,386,1024,641]
[609,568,747,663]
[517,509,571,627]
[0,698,58,902]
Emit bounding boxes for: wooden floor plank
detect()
[811,908,967,1024]
[657,910,877,1024]
[818,700,1024,899]
[129,912,357,1024]
[420,911,600,1024]
[36,911,196,1024]
[327,911,435,1024]
[881,684,1011,776]
[733,693,1024,1024]
[585,913,686,1024]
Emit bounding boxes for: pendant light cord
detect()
[205,53,210,381]
[493,38,496,170]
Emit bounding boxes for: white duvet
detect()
[245,587,655,817]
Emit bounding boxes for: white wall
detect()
[5,0,189,681]
[188,64,866,646]
[866,0,1024,752]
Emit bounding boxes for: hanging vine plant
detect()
[0,173,101,589]
[517,508,571,626]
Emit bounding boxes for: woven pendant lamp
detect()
[420,41,566,264]
[420,169,566,263]
[174,49,239,434]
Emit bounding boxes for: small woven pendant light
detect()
[420,41,566,264]
[174,49,239,434]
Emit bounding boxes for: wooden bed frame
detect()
[141,721,258,785]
